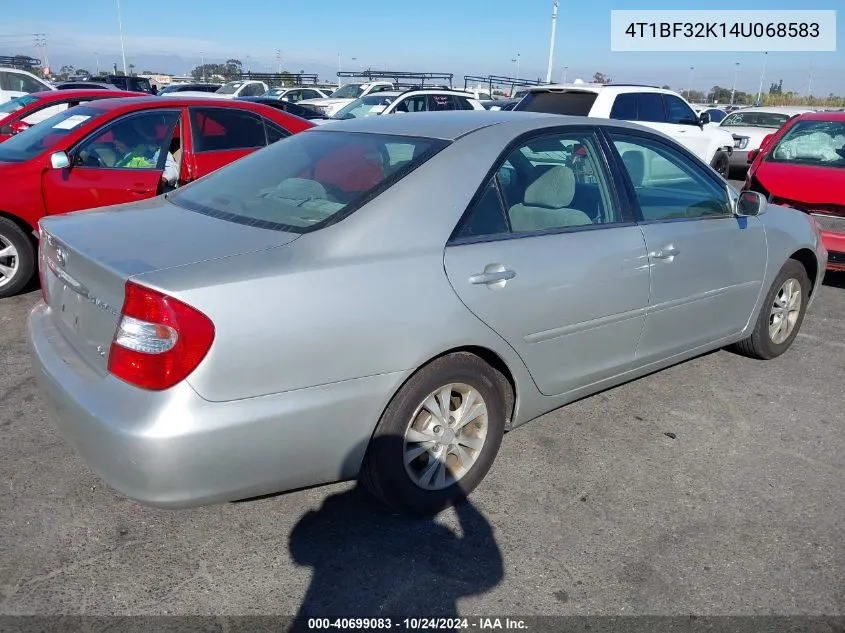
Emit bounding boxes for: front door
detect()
[607,131,767,361]
[444,130,650,397]
[42,110,180,215]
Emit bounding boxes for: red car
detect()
[0,89,146,141]
[744,111,845,271]
[0,96,314,297]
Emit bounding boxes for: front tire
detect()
[732,259,810,360]
[361,353,507,515]
[0,217,35,299]
[710,150,730,179]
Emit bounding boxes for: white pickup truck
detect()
[298,81,395,117]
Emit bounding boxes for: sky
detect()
[2,0,843,96]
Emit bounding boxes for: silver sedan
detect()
[28,111,828,515]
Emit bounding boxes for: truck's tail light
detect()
[108,281,215,390]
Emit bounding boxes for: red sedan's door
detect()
[184,106,275,180]
[42,109,180,215]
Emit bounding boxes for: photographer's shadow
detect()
[289,436,504,629]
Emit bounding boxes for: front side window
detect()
[0,105,104,163]
[169,131,448,233]
[190,107,266,152]
[332,95,396,120]
[243,83,265,97]
[610,134,731,220]
[75,111,179,170]
[769,119,845,169]
[663,94,698,125]
[216,82,244,95]
[454,132,618,239]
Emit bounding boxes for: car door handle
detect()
[127,185,153,194]
[651,246,680,260]
[469,269,516,285]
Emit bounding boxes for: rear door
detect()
[42,109,180,215]
[444,128,650,397]
[185,106,270,178]
[606,130,767,360]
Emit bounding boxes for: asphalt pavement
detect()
[1,271,844,618]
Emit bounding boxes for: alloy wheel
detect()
[769,278,802,344]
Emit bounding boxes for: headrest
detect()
[524,165,576,208]
[273,178,327,201]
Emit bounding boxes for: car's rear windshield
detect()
[0,105,102,163]
[169,130,448,233]
[0,95,40,115]
[721,111,791,128]
[769,119,845,169]
[516,91,598,116]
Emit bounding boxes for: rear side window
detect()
[637,94,666,123]
[190,107,267,152]
[170,131,448,233]
[430,94,459,111]
[609,94,637,120]
[515,91,598,116]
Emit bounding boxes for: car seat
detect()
[508,165,593,231]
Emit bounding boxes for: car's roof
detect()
[795,111,845,121]
[310,110,649,140]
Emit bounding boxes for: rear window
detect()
[0,105,102,162]
[169,130,448,233]
[515,91,598,116]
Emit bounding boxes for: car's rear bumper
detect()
[28,302,408,508]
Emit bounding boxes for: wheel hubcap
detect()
[0,236,19,289]
[769,278,801,344]
[403,383,488,491]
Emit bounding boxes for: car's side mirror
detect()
[735,190,767,216]
[50,151,70,170]
[699,111,711,126]
[9,120,30,135]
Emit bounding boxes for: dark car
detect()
[56,75,156,94]
[56,81,121,91]
[236,96,330,121]
[158,83,222,95]
[479,99,520,111]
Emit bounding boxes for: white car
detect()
[262,86,332,102]
[330,89,485,120]
[718,106,815,171]
[458,88,494,101]
[515,84,739,178]
[162,80,269,100]
[299,81,395,117]
[0,67,55,104]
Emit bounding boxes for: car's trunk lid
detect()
[39,196,300,375]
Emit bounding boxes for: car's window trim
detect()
[603,129,735,224]
[447,125,635,246]
[72,108,181,173]
[188,105,267,154]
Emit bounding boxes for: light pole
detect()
[512,53,521,82]
[337,53,341,86]
[562,66,568,84]
[116,0,127,75]
[755,51,768,106]
[687,66,694,101]
[730,61,739,105]
[276,49,281,74]
[200,51,205,82]
[545,0,559,83]
[95,51,100,76]
[807,62,814,101]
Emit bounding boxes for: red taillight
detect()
[107,281,215,391]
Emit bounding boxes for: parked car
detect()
[55,81,123,91]
[480,99,519,111]
[28,111,825,515]
[331,89,484,120]
[513,84,740,178]
[0,89,144,141]
[164,80,269,100]
[693,106,728,125]
[0,67,55,104]
[299,81,395,117]
[719,106,814,173]
[157,83,222,95]
[0,96,314,296]
[744,111,845,270]
[235,96,331,123]
[261,87,332,102]
[459,88,494,101]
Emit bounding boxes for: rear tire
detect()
[361,353,506,515]
[0,217,35,299]
[710,151,730,179]
[732,259,810,360]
